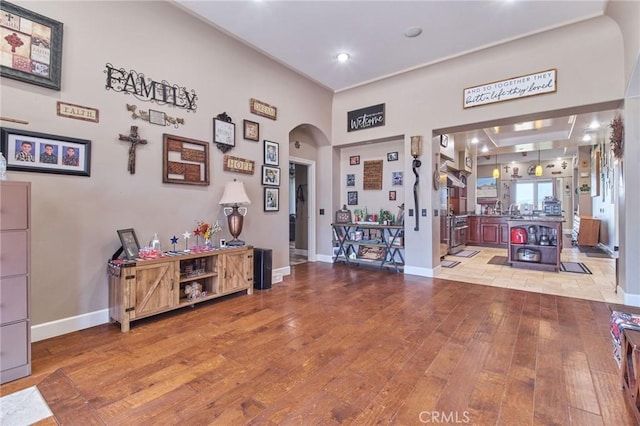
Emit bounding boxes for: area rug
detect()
[560,262,592,274]
[451,250,480,258]
[487,255,509,266]
[441,260,461,268]
[578,245,613,258]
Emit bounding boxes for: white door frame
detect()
[289,156,316,262]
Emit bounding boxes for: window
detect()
[515,179,553,210]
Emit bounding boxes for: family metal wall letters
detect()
[105,63,198,112]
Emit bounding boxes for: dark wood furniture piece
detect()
[467,215,509,248]
[621,328,640,423]
[0,181,31,384]
[108,246,253,332]
[507,219,563,272]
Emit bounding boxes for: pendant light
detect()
[492,154,500,179]
[535,147,543,177]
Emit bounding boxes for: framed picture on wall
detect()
[261,165,280,186]
[349,155,360,165]
[264,140,279,165]
[243,119,259,141]
[347,191,358,205]
[264,187,279,211]
[0,2,63,91]
[1,127,91,176]
[346,174,355,186]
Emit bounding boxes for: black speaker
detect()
[253,248,272,290]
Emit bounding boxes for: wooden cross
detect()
[118,126,147,174]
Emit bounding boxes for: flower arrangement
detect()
[194,220,222,243]
[610,115,624,159]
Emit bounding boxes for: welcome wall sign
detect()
[104,63,198,112]
[463,69,557,109]
[348,103,385,132]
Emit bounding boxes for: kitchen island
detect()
[507,217,564,272]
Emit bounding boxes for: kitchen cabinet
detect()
[108,246,253,332]
[468,216,509,248]
[467,216,480,244]
[331,223,404,273]
[0,181,31,384]
[507,219,563,272]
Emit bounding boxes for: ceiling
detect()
[173,0,618,162]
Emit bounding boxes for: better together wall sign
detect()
[463,69,556,108]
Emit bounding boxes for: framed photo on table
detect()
[117,228,140,260]
[243,119,259,141]
[264,140,279,165]
[0,2,63,91]
[1,127,91,176]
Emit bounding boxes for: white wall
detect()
[332,16,625,274]
[1,1,332,327]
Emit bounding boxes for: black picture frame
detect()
[349,155,360,165]
[335,210,352,223]
[347,191,358,205]
[389,190,397,201]
[117,228,140,260]
[387,152,398,161]
[0,2,63,91]
[440,134,449,148]
[346,174,355,187]
[261,165,280,186]
[1,127,91,176]
[264,140,279,166]
[243,119,259,141]
[264,187,279,212]
[213,114,235,152]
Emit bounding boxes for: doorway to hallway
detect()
[289,160,315,266]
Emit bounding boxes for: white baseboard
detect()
[403,266,435,277]
[273,266,289,283]
[31,309,110,342]
[316,254,333,263]
[618,287,640,308]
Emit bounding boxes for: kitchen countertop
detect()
[468,214,565,222]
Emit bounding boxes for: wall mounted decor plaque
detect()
[250,98,277,120]
[105,63,198,112]
[223,155,254,175]
[56,101,99,123]
[363,160,383,190]
[163,133,209,186]
[463,69,557,108]
[0,2,63,90]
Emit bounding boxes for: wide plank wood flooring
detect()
[1,262,636,425]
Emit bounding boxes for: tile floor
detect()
[0,386,52,425]
[289,241,307,266]
[436,241,621,304]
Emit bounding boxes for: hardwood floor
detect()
[1,262,636,425]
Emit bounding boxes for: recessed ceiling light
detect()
[471,137,479,144]
[404,26,423,38]
[336,52,350,63]
[582,134,591,142]
[589,120,600,129]
[481,146,488,153]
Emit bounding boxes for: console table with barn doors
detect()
[331,223,404,273]
[107,245,253,332]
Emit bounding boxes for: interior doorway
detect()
[289,158,316,265]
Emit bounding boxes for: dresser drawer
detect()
[0,276,28,324]
[0,321,29,371]
[0,183,29,230]
[0,230,28,277]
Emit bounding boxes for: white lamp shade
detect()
[219,180,251,205]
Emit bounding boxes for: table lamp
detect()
[219,179,251,246]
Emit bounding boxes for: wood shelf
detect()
[108,246,253,332]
